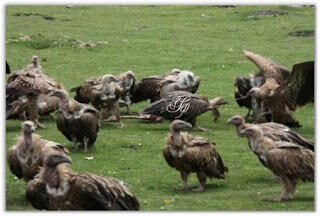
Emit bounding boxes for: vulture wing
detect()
[131,77,167,103]
[26,177,50,210]
[8,147,23,179]
[263,144,314,182]
[265,61,314,111]
[162,145,176,168]
[260,122,314,151]
[71,173,139,210]
[56,111,73,142]
[243,48,290,83]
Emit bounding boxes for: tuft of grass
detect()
[5,5,314,211]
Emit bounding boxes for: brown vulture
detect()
[26,154,140,210]
[139,91,228,131]
[163,120,228,192]
[116,70,136,114]
[227,115,314,151]
[130,69,200,104]
[8,121,69,181]
[71,74,124,127]
[52,90,100,152]
[239,126,314,202]
[234,74,265,120]
[6,87,45,128]
[7,55,64,128]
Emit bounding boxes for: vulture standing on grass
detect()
[52,90,100,152]
[240,48,314,126]
[163,120,228,192]
[235,48,290,122]
[227,115,314,151]
[6,87,40,123]
[8,121,69,182]
[130,69,200,104]
[239,126,314,202]
[71,74,124,127]
[139,91,228,131]
[7,55,64,127]
[116,71,136,114]
[26,153,140,210]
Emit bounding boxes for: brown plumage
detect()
[227,115,314,151]
[239,126,314,201]
[37,93,60,118]
[8,121,69,182]
[163,120,228,192]
[6,87,45,128]
[52,90,100,152]
[131,69,200,104]
[262,61,314,127]
[140,91,228,131]
[7,55,64,128]
[26,154,140,210]
[116,71,136,114]
[71,75,124,126]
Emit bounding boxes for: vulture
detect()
[8,121,69,182]
[237,48,314,126]
[37,93,60,119]
[130,69,200,104]
[163,120,228,192]
[139,91,228,131]
[7,55,64,127]
[26,153,140,210]
[6,61,11,74]
[6,87,45,128]
[227,115,314,151]
[234,74,265,120]
[239,126,314,202]
[116,70,136,114]
[52,90,100,152]
[71,74,124,127]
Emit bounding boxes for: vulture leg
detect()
[212,108,221,122]
[174,171,193,190]
[267,178,296,202]
[244,108,252,121]
[34,119,46,129]
[190,118,208,132]
[138,114,163,123]
[192,171,207,192]
[83,137,89,153]
[119,99,132,115]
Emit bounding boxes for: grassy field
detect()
[5,5,314,211]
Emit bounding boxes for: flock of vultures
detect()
[6,48,314,210]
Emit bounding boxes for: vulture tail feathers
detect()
[140,98,166,116]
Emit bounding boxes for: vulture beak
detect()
[181,122,192,130]
[59,155,72,164]
[31,125,36,133]
[226,117,233,124]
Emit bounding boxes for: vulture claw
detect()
[192,187,205,192]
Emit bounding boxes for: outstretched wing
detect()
[243,48,289,83]
[267,61,314,111]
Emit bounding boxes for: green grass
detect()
[5,5,314,211]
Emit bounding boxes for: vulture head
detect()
[44,154,72,168]
[208,97,228,110]
[43,142,70,156]
[178,71,195,88]
[21,121,36,134]
[247,87,261,98]
[227,115,245,126]
[239,126,262,139]
[170,120,192,132]
[49,89,68,99]
[170,68,181,76]
[124,71,136,90]
[102,74,118,85]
